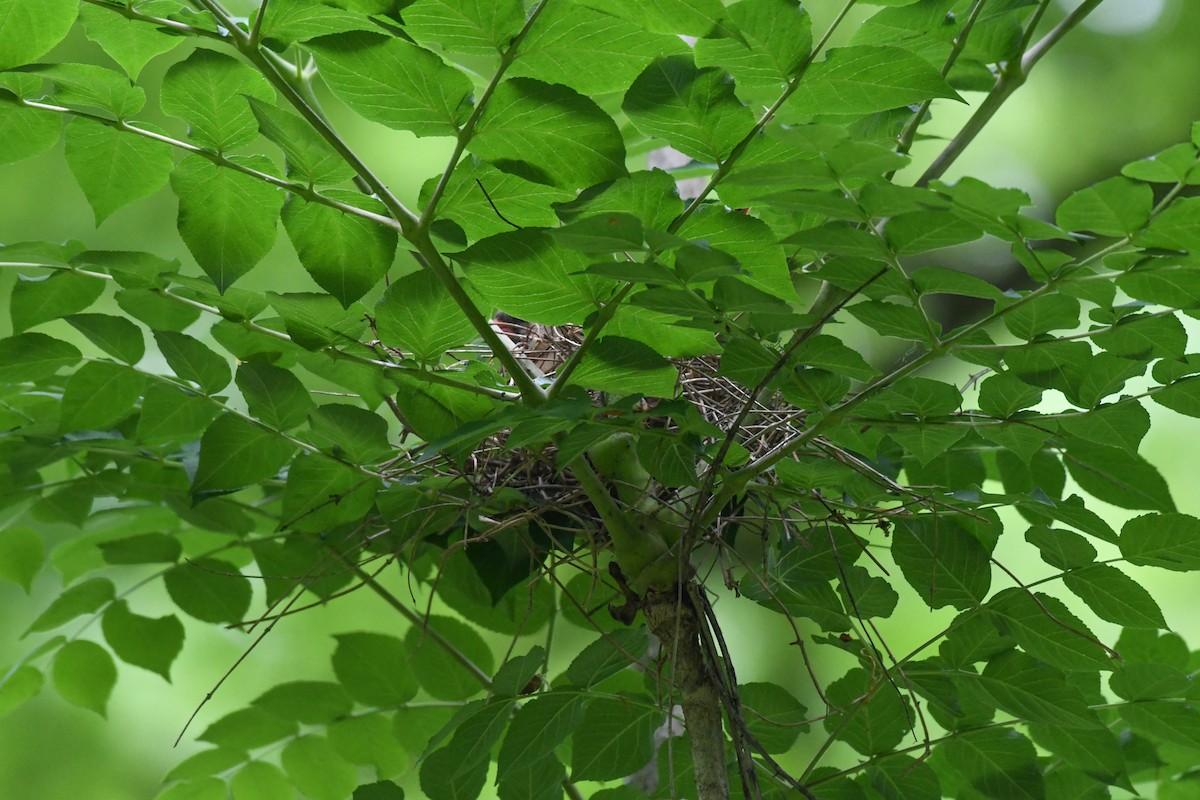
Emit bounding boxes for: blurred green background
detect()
[3,1,1200,797]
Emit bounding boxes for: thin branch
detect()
[192,0,422,232]
[344,559,494,690]
[917,0,1104,187]
[895,0,989,159]
[2,95,402,230]
[672,0,860,230]
[419,0,554,228]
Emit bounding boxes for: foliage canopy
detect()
[3,1,1200,799]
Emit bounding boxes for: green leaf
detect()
[230,761,293,800]
[1120,701,1200,752]
[975,650,1103,730]
[26,578,114,634]
[166,749,249,783]
[497,754,564,800]
[892,516,991,610]
[512,1,685,96]
[34,62,146,118]
[986,588,1112,672]
[791,335,879,381]
[1056,176,1153,236]
[693,0,813,91]
[161,49,274,150]
[58,361,145,433]
[864,755,941,800]
[136,382,221,445]
[248,97,356,187]
[492,648,546,699]
[154,778,228,800]
[281,454,376,531]
[0,102,61,166]
[824,668,911,756]
[846,300,932,342]
[164,558,252,624]
[1028,723,1127,788]
[1024,526,1096,571]
[1059,400,1150,454]
[258,0,383,47]
[65,313,145,365]
[551,212,645,255]
[283,191,397,306]
[99,532,182,565]
[101,600,184,680]
[332,632,419,706]
[192,412,295,494]
[786,45,960,116]
[1117,264,1200,309]
[52,640,116,717]
[235,361,314,431]
[885,210,982,255]
[282,735,358,800]
[564,628,649,688]
[1120,512,1200,571]
[153,331,231,394]
[171,153,285,292]
[401,0,524,56]
[574,0,731,37]
[353,781,405,800]
[471,78,627,189]
[329,715,408,777]
[375,269,477,363]
[115,288,200,331]
[1062,439,1174,512]
[0,526,42,593]
[623,56,756,163]
[1001,294,1081,340]
[496,692,586,781]
[566,699,658,779]
[677,206,793,300]
[79,3,183,79]
[307,32,472,137]
[837,564,900,619]
[306,403,392,463]
[941,728,1043,800]
[459,229,611,324]
[739,682,809,754]
[421,157,574,243]
[0,665,43,718]
[1063,564,1167,629]
[1122,142,1198,184]
[420,702,514,800]
[0,0,77,71]
[11,271,106,332]
[0,332,81,382]
[253,681,353,725]
[405,615,493,701]
[569,337,679,397]
[1135,196,1200,252]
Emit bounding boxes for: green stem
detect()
[81,0,224,40]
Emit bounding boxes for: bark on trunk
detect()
[643,584,730,800]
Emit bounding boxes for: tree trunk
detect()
[643,584,730,800]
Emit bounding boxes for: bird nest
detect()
[450,318,805,513]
